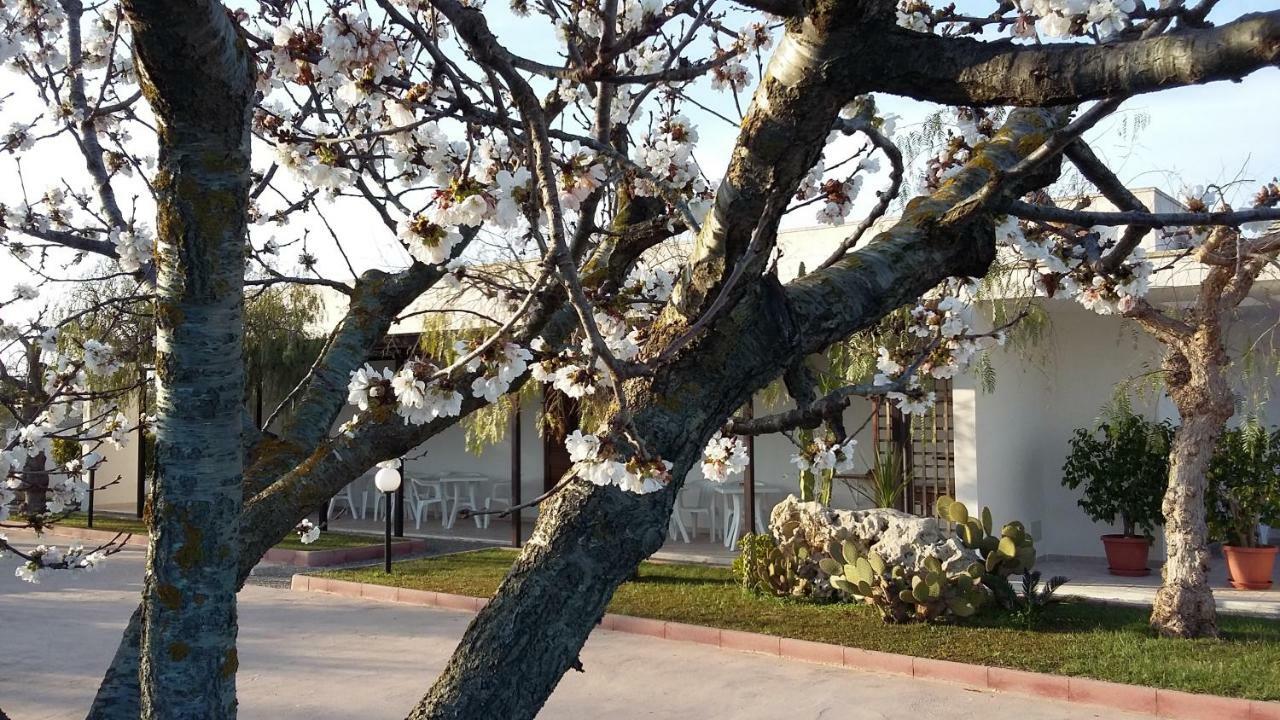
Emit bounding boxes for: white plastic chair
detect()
[482,483,511,529]
[372,482,417,524]
[668,484,712,543]
[409,477,445,530]
[329,479,367,521]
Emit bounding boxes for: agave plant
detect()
[855,447,911,509]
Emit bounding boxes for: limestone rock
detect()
[768,495,979,575]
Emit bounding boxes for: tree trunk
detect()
[122,1,255,717]
[408,478,677,719]
[1150,345,1231,638]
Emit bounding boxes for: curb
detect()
[262,539,428,567]
[20,525,151,548]
[291,575,1279,720]
[24,526,427,568]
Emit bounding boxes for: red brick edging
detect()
[291,575,1280,720]
[28,525,425,568]
[262,540,427,567]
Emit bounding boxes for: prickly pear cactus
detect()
[820,539,988,623]
[935,496,1037,578]
[732,533,814,598]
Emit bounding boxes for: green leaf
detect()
[998,536,1018,558]
[818,557,842,576]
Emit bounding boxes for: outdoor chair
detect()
[482,483,511,529]
[408,477,446,530]
[668,483,712,543]
[329,479,367,521]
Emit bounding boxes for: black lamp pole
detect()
[383,489,393,574]
[86,468,96,528]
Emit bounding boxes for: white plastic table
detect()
[705,482,788,548]
[438,473,489,529]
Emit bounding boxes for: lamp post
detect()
[374,465,401,574]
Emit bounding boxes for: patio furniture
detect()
[408,476,446,530]
[668,483,712,543]
[482,482,510,530]
[439,473,489,529]
[706,482,788,549]
[372,474,419,524]
[329,478,368,521]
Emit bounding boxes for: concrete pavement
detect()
[0,547,1149,719]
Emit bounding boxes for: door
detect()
[541,390,581,493]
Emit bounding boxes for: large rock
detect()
[768,495,979,575]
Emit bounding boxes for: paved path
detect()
[1037,556,1280,619]
[0,547,1149,720]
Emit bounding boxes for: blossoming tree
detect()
[1004,178,1280,638]
[1,0,1278,717]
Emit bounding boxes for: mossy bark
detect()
[119,1,255,718]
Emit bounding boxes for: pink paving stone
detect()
[1067,677,1158,715]
[289,575,310,592]
[842,648,913,677]
[987,667,1069,700]
[608,615,667,639]
[305,576,329,592]
[597,613,621,630]
[1251,701,1280,720]
[360,583,398,602]
[664,622,721,646]
[912,657,989,688]
[394,588,438,606]
[778,638,844,666]
[434,592,481,612]
[719,629,781,656]
[1156,688,1254,720]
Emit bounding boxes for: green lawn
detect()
[55,514,382,551]
[317,548,1280,701]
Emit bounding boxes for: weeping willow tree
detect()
[243,284,327,429]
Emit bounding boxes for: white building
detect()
[90,188,1280,561]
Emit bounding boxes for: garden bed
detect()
[48,514,415,566]
[315,548,1280,702]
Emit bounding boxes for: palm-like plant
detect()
[857,447,911,509]
[1014,571,1071,627]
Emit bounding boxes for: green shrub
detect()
[1061,411,1172,537]
[1207,421,1280,548]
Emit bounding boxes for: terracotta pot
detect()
[1101,534,1151,577]
[1222,545,1277,590]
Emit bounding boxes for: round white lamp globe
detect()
[374,466,401,493]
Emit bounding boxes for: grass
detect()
[317,548,1280,701]
[55,513,384,551]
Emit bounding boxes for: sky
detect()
[2,0,1278,326]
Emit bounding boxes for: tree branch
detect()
[858,11,1280,107]
[1005,202,1280,229]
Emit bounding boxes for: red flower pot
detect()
[1101,534,1151,577]
[1222,545,1277,590]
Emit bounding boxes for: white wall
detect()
[961,297,1280,559]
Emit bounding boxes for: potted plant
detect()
[1062,411,1173,576]
[1208,421,1280,590]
